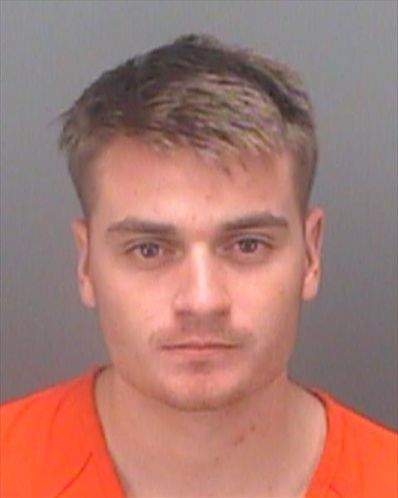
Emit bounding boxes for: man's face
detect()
[72,136,324,411]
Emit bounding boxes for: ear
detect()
[70,218,96,308]
[301,206,325,302]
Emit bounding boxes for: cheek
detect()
[89,256,149,342]
[238,274,303,381]
[234,255,304,321]
[231,253,304,367]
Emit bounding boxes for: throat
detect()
[94,367,327,498]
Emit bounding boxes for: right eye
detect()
[125,241,177,269]
[131,242,162,259]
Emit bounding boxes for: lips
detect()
[163,342,236,350]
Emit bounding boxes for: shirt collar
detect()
[37,364,123,498]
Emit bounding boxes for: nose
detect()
[172,244,231,318]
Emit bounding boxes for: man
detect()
[1,34,397,498]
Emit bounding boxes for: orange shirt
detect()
[1,365,397,498]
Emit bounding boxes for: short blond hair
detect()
[58,33,318,216]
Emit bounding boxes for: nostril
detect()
[173,292,231,317]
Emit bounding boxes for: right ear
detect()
[70,218,96,308]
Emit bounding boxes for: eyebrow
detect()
[106,210,289,239]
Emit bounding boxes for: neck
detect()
[95,365,326,498]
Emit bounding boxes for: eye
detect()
[226,237,271,262]
[131,242,163,259]
[236,238,263,253]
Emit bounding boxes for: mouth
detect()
[160,341,239,358]
[164,342,235,348]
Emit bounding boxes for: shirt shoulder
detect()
[0,368,97,498]
[321,390,398,498]
[341,402,397,497]
[1,374,78,434]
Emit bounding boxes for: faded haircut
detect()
[58,33,318,217]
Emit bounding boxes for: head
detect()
[59,34,324,411]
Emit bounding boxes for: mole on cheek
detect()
[231,423,257,447]
[232,432,246,447]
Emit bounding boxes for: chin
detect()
[154,374,253,412]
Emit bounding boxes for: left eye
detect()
[223,237,272,263]
[235,238,265,253]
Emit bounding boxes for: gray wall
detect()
[1,0,397,429]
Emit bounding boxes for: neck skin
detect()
[95,365,327,498]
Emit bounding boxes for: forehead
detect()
[92,136,299,231]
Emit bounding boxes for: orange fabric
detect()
[1,365,397,498]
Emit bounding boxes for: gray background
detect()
[1,0,397,429]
